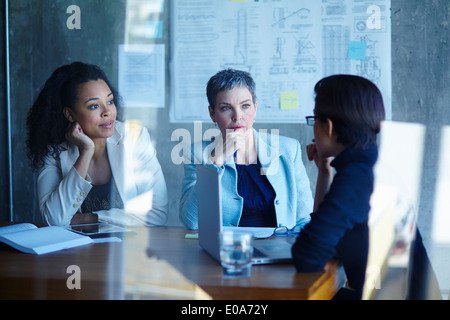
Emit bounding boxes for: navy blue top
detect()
[81,177,124,213]
[291,144,378,299]
[236,162,277,227]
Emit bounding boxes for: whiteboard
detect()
[170,0,391,123]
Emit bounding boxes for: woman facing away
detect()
[26,62,168,227]
[179,68,313,230]
[292,74,386,300]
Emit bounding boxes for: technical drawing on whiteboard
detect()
[170,0,391,123]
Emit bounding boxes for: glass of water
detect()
[219,230,254,278]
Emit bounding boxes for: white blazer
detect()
[37,121,168,227]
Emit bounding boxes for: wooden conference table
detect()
[0,225,345,300]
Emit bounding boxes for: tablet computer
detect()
[67,222,136,238]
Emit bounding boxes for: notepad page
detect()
[222,226,274,239]
[0,226,93,254]
[0,223,37,236]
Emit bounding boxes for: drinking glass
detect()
[219,230,253,278]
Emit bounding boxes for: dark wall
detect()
[391,1,449,238]
[0,0,9,221]
[7,0,127,222]
[391,1,449,292]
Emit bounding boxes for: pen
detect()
[233,128,237,163]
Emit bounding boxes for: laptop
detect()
[196,164,293,265]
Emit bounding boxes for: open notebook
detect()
[0,223,93,255]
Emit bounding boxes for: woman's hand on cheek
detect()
[307,141,332,171]
[306,142,320,165]
[65,122,95,154]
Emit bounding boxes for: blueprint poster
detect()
[170,0,391,123]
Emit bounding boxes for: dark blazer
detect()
[292,144,378,299]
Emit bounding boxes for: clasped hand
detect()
[306,140,332,171]
[212,129,250,166]
[65,122,94,153]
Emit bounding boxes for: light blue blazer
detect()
[179,129,313,230]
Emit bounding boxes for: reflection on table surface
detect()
[0,225,345,300]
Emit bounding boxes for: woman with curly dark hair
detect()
[26,62,168,227]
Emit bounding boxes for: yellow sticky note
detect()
[280,91,299,110]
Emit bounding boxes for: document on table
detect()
[186,227,274,240]
[223,226,274,239]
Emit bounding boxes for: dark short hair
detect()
[206,69,256,109]
[314,74,385,149]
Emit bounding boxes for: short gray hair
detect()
[206,69,256,109]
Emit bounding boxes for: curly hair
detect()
[26,62,121,170]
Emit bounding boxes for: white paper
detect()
[119,44,165,108]
[0,223,36,236]
[92,237,123,244]
[0,226,93,255]
[223,226,274,239]
[170,0,391,123]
